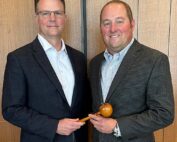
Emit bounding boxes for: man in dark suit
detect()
[88,0,174,142]
[2,0,90,142]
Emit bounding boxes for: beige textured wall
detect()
[0,0,177,141]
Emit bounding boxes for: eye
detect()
[102,21,111,27]
[54,11,63,16]
[115,19,124,24]
[41,11,50,16]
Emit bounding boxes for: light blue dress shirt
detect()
[101,38,134,137]
[38,34,75,106]
[101,38,134,102]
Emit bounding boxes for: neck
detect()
[41,34,62,51]
[47,38,62,51]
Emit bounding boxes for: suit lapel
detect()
[95,55,105,104]
[106,40,142,102]
[66,46,78,108]
[31,38,69,105]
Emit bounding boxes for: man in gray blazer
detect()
[88,0,174,142]
[2,0,90,142]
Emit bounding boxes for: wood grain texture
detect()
[164,0,177,141]
[62,0,82,52]
[169,0,177,57]
[86,0,109,61]
[138,0,171,54]
[138,1,173,141]
[154,129,163,142]
[0,122,20,142]
[0,0,36,121]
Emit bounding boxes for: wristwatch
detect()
[112,122,120,137]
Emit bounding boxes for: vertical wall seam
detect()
[81,0,87,57]
[137,0,139,40]
[167,0,173,57]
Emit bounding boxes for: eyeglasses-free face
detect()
[100,3,135,54]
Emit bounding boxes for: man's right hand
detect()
[56,118,85,135]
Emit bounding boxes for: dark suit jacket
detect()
[89,40,174,142]
[2,38,90,142]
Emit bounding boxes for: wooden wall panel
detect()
[169,0,177,57]
[63,0,82,51]
[0,122,20,142]
[138,0,171,54]
[86,0,109,61]
[154,129,163,142]
[86,0,138,61]
[138,1,172,141]
[164,0,177,141]
[0,0,36,121]
[123,0,138,38]
[0,0,37,141]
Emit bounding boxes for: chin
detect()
[48,32,60,36]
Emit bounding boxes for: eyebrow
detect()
[102,17,125,21]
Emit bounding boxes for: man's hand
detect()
[89,114,117,134]
[56,118,85,135]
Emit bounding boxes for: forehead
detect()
[101,3,127,19]
[38,0,64,10]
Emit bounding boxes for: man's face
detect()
[100,3,135,54]
[36,0,66,39]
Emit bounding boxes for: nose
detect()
[49,12,56,21]
[110,23,117,33]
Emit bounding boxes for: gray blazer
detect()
[89,39,174,142]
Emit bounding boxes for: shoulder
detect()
[65,44,86,60]
[7,39,36,58]
[5,39,41,66]
[133,40,168,61]
[88,52,104,76]
[90,52,104,66]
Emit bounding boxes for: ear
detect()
[64,14,67,23]
[131,19,135,31]
[35,14,39,25]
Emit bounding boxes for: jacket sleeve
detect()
[2,53,58,140]
[118,54,174,139]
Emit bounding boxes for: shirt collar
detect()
[37,34,67,53]
[104,38,134,62]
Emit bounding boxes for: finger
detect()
[69,118,80,122]
[89,114,101,121]
[71,119,85,126]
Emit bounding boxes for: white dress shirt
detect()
[38,34,75,106]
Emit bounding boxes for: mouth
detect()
[110,35,118,38]
[48,26,58,28]
[108,34,121,39]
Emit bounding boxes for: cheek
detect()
[57,19,66,25]
[120,24,132,33]
[38,19,48,26]
[101,27,109,36]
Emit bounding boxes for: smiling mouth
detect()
[110,35,118,37]
[47,24,59,27]
[109,34,120,38]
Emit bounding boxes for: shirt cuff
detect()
[113,122,121,137]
